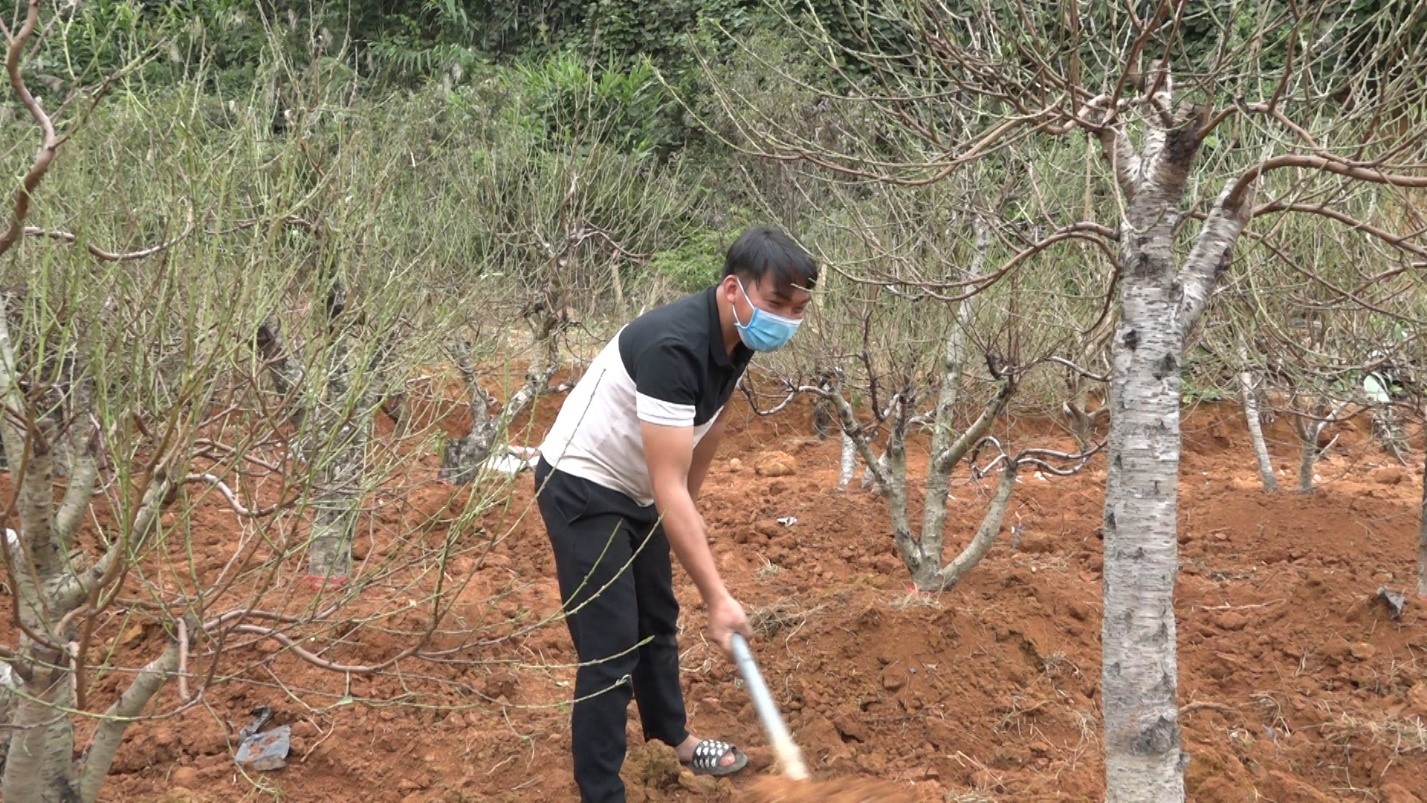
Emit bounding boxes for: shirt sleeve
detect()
[632,339,699,427]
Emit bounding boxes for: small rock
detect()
[798,714,852,764]
[728,458,743,472]
[754,451,797,477]
[171,767,200,788]
[1349,642,1377,661]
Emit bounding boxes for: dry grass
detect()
[1322,710,1427,754]
[748,598,829,638]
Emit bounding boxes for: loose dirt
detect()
[31,381,1426,802]
[744,776,915,802]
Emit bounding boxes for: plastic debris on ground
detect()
[234,707,292,772]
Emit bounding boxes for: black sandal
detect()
[685,738,749,777]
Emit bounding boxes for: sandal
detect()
[684,738,749,777]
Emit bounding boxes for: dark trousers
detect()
[533,458,689,803]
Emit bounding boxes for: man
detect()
[532,225,817,802]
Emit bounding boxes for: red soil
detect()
[31,382,1427,802]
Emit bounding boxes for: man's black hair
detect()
[722,225,818,294]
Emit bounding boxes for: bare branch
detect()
[226,623,422,674]
[21,204,196,261]
[828,384,888,490]
[820,221,1117,303]
[737,380,827,417]
[77,619,192,803]
[1178,185,1257,330]
[929,462,1018,592]
[56,461,179,613]
[183,473,286,518]
[1252,201,1427,260]
[0,0,56,259]
[931,378,1016,477]
[1228,155,1427,210]
[1049,356,1110,383]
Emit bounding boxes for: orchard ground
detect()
[48,373,1427,802]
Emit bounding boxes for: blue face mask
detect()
[733,278,802,352]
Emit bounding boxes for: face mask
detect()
[732,278,802,352]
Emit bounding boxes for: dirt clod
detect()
[754,450,798,477]
[624,742,682,793]
[1407,682,1427,717]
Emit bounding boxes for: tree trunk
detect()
[917,217,989,584]
[837,429,856,489]
[3,666,79,803]
[1098,106,1208,802]
[440,343,499,484]
[1296,428,1317,494]
[930,462,1017,591]
[77,634,185,803]
[306,338,371,581]
[1097,91,1249,796]
[883,397,921,582]
[1288,397,1339,495]
[440,336,558,484]
[254,316,304,424]
[1371,404,1409,464]
[859,450,888,491]
[1238,360,1277,492]
[1418,424,1426,598]
[0,663,14,773]
[1101,260,1187,803]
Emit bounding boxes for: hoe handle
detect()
[730,633,810,781]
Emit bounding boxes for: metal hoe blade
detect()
[730,633,810,781]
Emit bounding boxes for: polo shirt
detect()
[537,286,754,507]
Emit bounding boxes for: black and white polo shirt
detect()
[538,285,753,507]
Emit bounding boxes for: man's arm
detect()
[686,411,727,501]
[642,420,750,654]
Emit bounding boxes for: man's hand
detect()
[706,593,752,656]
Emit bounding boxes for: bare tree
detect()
[0,11,524,799]
[692,1,1427,797]
[1237,350,1278,492]
[0,6,194,797]
[736,171,1101,591]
